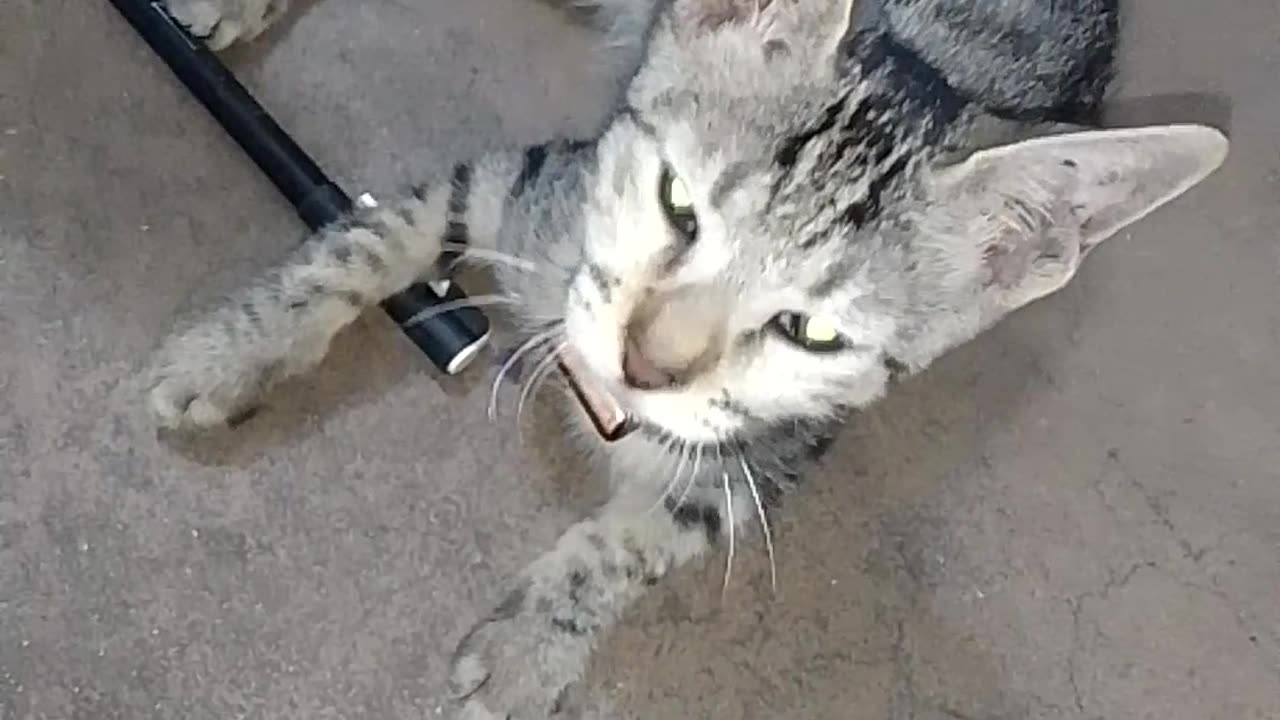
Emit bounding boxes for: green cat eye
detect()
[658,166,699,241]
[770,312,849,353]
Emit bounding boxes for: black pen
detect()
[108,0,490,374]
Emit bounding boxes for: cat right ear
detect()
[913,123,1228,344]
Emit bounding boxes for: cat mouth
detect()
[558,348,634,442]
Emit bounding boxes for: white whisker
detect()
[488,325,561,421]
[515,341,568,433]
[403,294,518,327]
[721,471,736,595]
[439,243,539,273]
[738,453,776,594]
[674,445,703,510]
[649,441,689,514]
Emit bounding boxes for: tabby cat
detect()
[147,0,1228,716]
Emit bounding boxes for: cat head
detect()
[559,0,1228,444]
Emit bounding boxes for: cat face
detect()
[564,115,896,442]
[558,0,1228,444]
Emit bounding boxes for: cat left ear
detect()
[924,124,1229,320]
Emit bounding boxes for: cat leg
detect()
[147,156,520,431]
[147,198,440,430]
[159,0,290,50]
[449,472,754,719]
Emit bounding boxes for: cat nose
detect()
[622,334,680,391]
[620,285,725,391]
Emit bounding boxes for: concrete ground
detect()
[2,1,1278,718]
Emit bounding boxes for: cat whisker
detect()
[737,452,776,594]
[439,242,540,274]
[646,438,676,511]
[649,439,689,515]
[515,341,569,435]
[403,294,519,328]
[674,444,703,511]
[488,325,562,421]
[721,471,736,595]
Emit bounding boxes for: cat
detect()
[147,0,1228,717]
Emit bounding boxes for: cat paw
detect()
[449,582,590,719]
[146,317,275,431]
[159,0,289,50]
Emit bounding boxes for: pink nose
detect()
[622,335,678,391]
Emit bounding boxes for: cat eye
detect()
[770,312,849,353]
[658,166,699,242]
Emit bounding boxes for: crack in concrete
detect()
[1174,575,1280,685]
[1066,594,1088,714]
[1105,449,1208,563]
[890,619,918,720]
[1102,449,1280,680]
[1065,559,1161,715]
[1102,560,1160,598]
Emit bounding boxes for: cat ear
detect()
[923,124,1228,323]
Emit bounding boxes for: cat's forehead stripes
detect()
[708,160,753,209]
[808,254,859,299]
[761,31,967,250]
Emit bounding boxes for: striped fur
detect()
[150,1,1227,718]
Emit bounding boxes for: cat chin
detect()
[624,393,739,444]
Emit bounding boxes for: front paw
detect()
[450,581,593,719]
[146,314,277,431]
[159,0,289,50]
